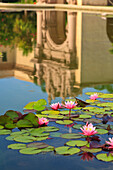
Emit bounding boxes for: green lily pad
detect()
[50,132,62,137]
[34,99,47,111]
[5,110,19,120]
[0,115,13,126]
[40,126,59,132]
[24,101,35,109]
[19,147,41,155]
[35,136,48,141]
[56,120,73,125]
[99,94,113,98]
[8,143,26,150]
[16,119,33,128]
[0,129,11,135]
[96,129,108,134]
[60,111,75,115]
[41,110,59,115]
[6,136,14,141]
[14,135,36,143]
[81,147,102,153]
[40,146,54,152]
[10,131,29,136]
[96,153,113,162]
[55,146,80,155]
[66,140,88,147]
[61,133,82,139]
[79,114,92,119]
[0,125,4,129]
[5,123,16,129]
[24,113,39,127]
[73,124,82,129]
[36,114,47,118]
[47,115,64,119]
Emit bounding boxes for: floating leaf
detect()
[40,146,54,152]
[34,99,47,111]
[0,125,4,129]
[47,115,64,119]
[96,153,113,162]
[14,135,36,143]
[5,110,19,120]
[27,142,49,149]
[8,143,26,150]
[6,136,14,141]
[66,140,88,147]
[79,114,92,119]
[35,136,49,141]
[96,129,108,134]
[40,126,59,132]
[0,129,11,135]
[10,131,28,136]
[24,113,39,127]
[84,119,102,124]
[55,146,80,155]
[50,132,62,137]
[41,110,59,115]
[5,123,16,129]
[61,133,82,139]
[85,92,102,96]
[56,120,73,125]
[73,124,82,129]
[16,119,33,128]
[81,147,102,153]
[60,111,75,115]
[19,147,41,155]
[0,115,13,126]
[24,102,35,110]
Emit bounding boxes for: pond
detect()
[1,10,113,170]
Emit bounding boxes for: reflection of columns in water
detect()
[68,12,76,52]
[37,11,43,47]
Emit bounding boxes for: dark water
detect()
[0,10,113,170]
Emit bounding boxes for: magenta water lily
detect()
[64,101,77,117]
[80,122,98,136]
[38,117,49,126]
[106,137,113,149]
[89,93,99,100]
[50,102,62,110]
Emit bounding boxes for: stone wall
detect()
[78,0,108,6]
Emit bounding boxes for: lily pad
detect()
[5,110,19,120]
[55,146,80,155]
[35,136,49,141]
[40,126,59,132]
[27,142,49,149]
[14,135,36,143]
[61,133,82,139]
[24,113,39,127]
[0,125,4,129]
[5,123,16,129]
[41,110,59,115]
[40,146,54,152]
[47,115,64,119]
[6,136,14,141]
[56,120,73,125]
[8,143,26,150]
[50,132,62,137]
[0,129,11,135]
[96,153,113,162]
[34,99,47,111]
[16,119,33,128]
[24,102,35,110]
[66,140,88,147]
[19,147,41,155]
[73,124,82,129]
[79,114,92,119]
[60,111,75,115]
[96,129,108,134]
[81,147,102,153]
[84,119,102,124]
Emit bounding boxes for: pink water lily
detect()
[80,122,97,136]
[38,117,49,126]
[50,102,62,110]
[64,101,77,109]
[106,137,113,149]
[89,93,99,100]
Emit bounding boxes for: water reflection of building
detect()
[0,46,34,81]
[35,11,113,103]
[1,11,113,103]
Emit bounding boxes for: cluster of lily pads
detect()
[1,92,113,162]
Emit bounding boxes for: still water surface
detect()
[0,10,113,170]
